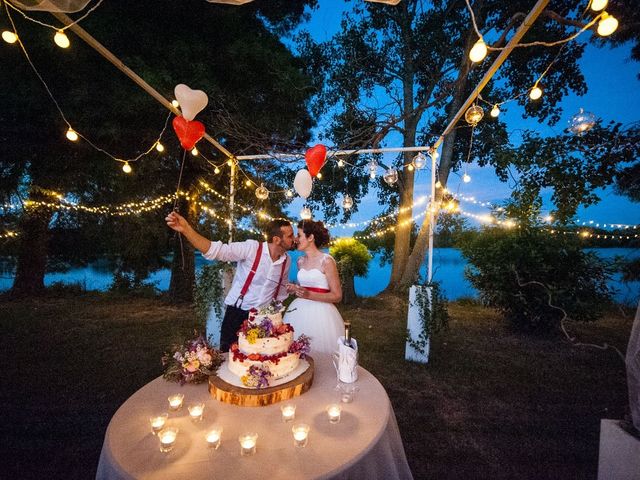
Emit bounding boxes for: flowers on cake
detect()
[258,299,285,316]
[162,334,224,385]
[288,334,311,359]
[240,317,292,344]
[241,365,273,389]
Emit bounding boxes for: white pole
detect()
[427,151,436,284]
[228,161,236,242]
[235,146,432,161]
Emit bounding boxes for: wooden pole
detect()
[49,11,235,160]
[432,0,551,151]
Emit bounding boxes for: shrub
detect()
[329,237,372,304]
[458,227,613,332]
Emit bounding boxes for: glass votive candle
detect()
[238,432,258,456]
[338,384,360,404]
[205,426,223,450]
[149,413,168,435]
[167,393,184,411]
[158,427,179,453]
[326,404,342,424]
[292,423,310,448]
[280,403,296,423]
[188,402,205,422]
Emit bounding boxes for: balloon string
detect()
[174,150,187,271]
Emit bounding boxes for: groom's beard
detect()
[289,244,298,251]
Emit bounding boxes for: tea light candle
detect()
[280,403,296,423]
[158,427,179,453]
[205,427,223,450]
[149,413,168,434]
[292,423,310,448]
[188,402,205,422]
[167,393,184,411]
[238,432,258,456]
[326,404,342,424]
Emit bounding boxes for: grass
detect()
[1,291,633,479]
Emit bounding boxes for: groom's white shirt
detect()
[203,239,290,309]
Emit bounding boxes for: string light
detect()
[469,38,488,63]
[337,158,345,168]
[171,100,180,108]
[191,147,199,156]
[317,172,323,179]
[407,164,414,172]
[590,0,607,12]
[412,152,427,169]
[597,12,618,36]
[529,85,543,100]
[2,30,17,43]
[53,30,70,49]
[464,104,484,125]
[342,195,354,211]
[367,160,378,179]
[245,179,253,187]
[383,168,398,185]
[66,128,79,142]
[462,173,471,183]
[490,105,500,118]
[214,166,220,174]
[155,142,165,152]
[285,189,294,198]
[255,184,269,200]
[122,162,132,174]
[0,230,19,239]
[300,207,312,220]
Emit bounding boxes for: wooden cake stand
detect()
[208,356,314,407]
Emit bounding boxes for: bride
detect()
[284,220,345,355]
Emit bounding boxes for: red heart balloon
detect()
[305,144,327,177]
[172,116,205,150]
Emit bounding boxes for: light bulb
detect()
[490,105,500,117]
[407,164,414,172]
[367,160,378,179]
[469,38,488,63]
[214,166,220,174]
[155,142,164,152]
[317,172,323,179]
[226,159,233,167]
[122,162,132,174]
[430,150,439,160]
[66,128,79,142]
[590,0,607,12]
[463,173,471,183]
[191,147,198,156]
[171,100,180,108]
[285,189,294,198]
[255,184,269,200]
[412,152,427,169]
[435,180,442,189]
[597,12,618,36]
[337,158,345,168]
[300,207,312,220]
[383,168,398,185]
[342,195,353,210]
[54,30,70,49]
[245,179,252,187]
[529,86,542,100]
[2,31,18,44]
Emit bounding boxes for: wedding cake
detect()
[228,301,310,388]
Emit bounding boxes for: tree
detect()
[0,0,317,299]
[329,237,371,304]
[298,0,639,292]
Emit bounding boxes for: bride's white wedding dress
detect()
[284,255,345,355]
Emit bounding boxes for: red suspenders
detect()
[235,242,287,308]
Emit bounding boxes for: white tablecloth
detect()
[96,355,413,480]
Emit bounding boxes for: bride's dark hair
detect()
[297,220,330,248]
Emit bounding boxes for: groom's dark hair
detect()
[266,219,292,242]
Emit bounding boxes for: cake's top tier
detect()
[249,300,285,327]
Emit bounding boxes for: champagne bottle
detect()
[344,321,352,347]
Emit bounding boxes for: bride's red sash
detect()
[303,286,330,293]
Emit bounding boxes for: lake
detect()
[1,248,638,305]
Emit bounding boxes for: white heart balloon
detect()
[174,84,209,121]
[293,169,313,199]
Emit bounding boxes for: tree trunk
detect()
[11,201,52,297]
[341,274,357,305]
[399,27,477,287]
[168,197,198,303]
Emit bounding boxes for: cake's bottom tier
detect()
[228,352,300,380]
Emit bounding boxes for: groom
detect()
[165,211,296,351]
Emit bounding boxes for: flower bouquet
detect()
[162,333,224,385]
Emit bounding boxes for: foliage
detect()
[406,282,449,356]
[108,270,159,298]
[459,226,613,332]
[162,333,224,385]
[329,237,372,277]
[193,263,226,325]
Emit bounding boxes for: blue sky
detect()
[284,1,640,232]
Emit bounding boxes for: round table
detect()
[96,355,413,480]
